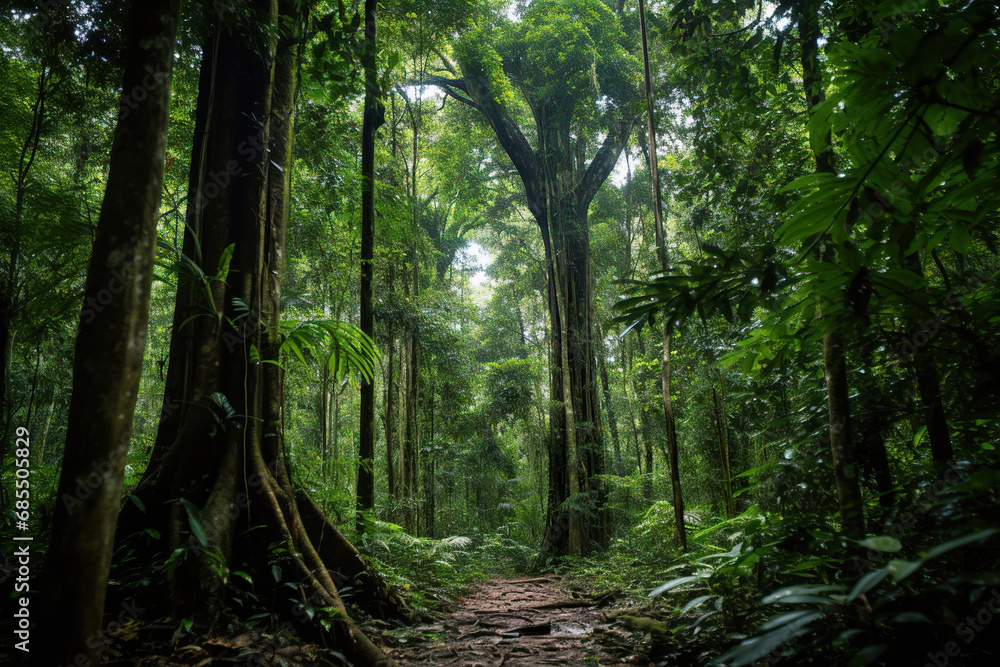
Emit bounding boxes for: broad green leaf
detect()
[858,536,902,553]
[179,498,209,548]
[888,558,923,582]
[847,565,890,602]
[950,222,972,254]
[649,575,705,598]
[923,528,999,560]
[717,611,823,666]
[847,644,888,667]
[761,584,844,604]
[681,595,715,613]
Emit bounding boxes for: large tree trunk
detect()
[429,52,630,559]
[540,192,608,556]
[36,2,179,663]
[115,4,401,664]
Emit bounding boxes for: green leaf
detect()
[681,595,715,613]
[950,222,972,254]
[179,498,210,548]
[130,495,146,513]
[717,611,823,666]
[888,558,923,583]
[770,594,840,607]
[232,570,254,585]
[891,612,932,623]
[847,644,888,667]
[858,536,902,553]
[649,575,705,598]
[761,584,844,604]
[923,528,999,560]
[847,566,890,602]
[214,243,236,281]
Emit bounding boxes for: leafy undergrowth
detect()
[95,629,351,667]
[39,519,539,666]
[356,517,538,619]
[548,473,1000,667]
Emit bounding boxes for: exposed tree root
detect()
[115,411,404,667]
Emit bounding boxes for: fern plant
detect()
[274,318,380,383]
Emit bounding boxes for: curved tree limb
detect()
[574,120,633,211]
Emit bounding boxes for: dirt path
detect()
[387,577,646,666]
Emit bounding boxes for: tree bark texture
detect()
[115,4,401,664]
[37,2,179,664]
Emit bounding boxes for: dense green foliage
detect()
[1,0,998,664]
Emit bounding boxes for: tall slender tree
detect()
[798,0,864,539]
[639,0,687,552]
[37,1,179,663]
[356,0,382,532]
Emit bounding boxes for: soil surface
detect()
[387,577,650,666]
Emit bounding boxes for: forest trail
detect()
[387,577,648,666]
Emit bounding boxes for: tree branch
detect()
[709,2,763,38]
[414,75,480,111]
[431,46,458,74]
[575,120,633,209]
[423,73,545,220]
